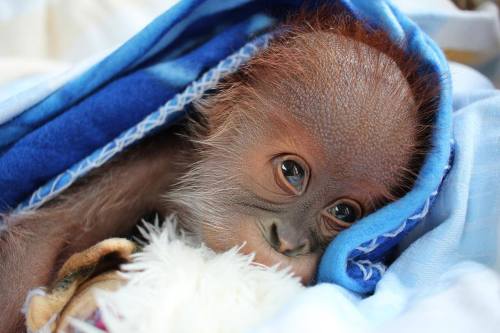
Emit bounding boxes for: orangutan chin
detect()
[0,9,438,332]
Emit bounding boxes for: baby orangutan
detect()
[0,11,437,332]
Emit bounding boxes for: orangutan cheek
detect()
[199,214,260,252]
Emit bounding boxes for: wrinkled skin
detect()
[0,13,435,332]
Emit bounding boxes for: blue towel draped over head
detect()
[0,0,452,293]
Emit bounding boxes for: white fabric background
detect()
[0,0,178,85]
[0,0,499,87]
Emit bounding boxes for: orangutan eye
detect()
[281,160,304,188]
[274,155,309,195]
[328,202,358,223]
[321,199,362,234]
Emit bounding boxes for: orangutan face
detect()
[167,23,423,283]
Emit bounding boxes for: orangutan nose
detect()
[263,220,311,257]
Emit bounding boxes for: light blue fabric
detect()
[0,0,453,293]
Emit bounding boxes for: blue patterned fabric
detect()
[0,0,452,294]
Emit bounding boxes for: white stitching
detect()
[349,259,387,281]
[352,154,453,282]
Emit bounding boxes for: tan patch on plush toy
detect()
[25,238,137,332]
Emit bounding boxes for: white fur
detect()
[76,217,303,333]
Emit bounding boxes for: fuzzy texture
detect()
[72,217,303,333]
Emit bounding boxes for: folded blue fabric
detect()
[0,0,452,293]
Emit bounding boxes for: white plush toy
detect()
[68,219,304,333]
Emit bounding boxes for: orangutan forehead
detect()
[250,32,414,114]
[242,31,417,142]
[275,32,409,86]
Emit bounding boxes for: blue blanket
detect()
[0,0,452,294]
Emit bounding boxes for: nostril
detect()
[261,221,311,256]
[269,223,281,250]
[283,241,310,257]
